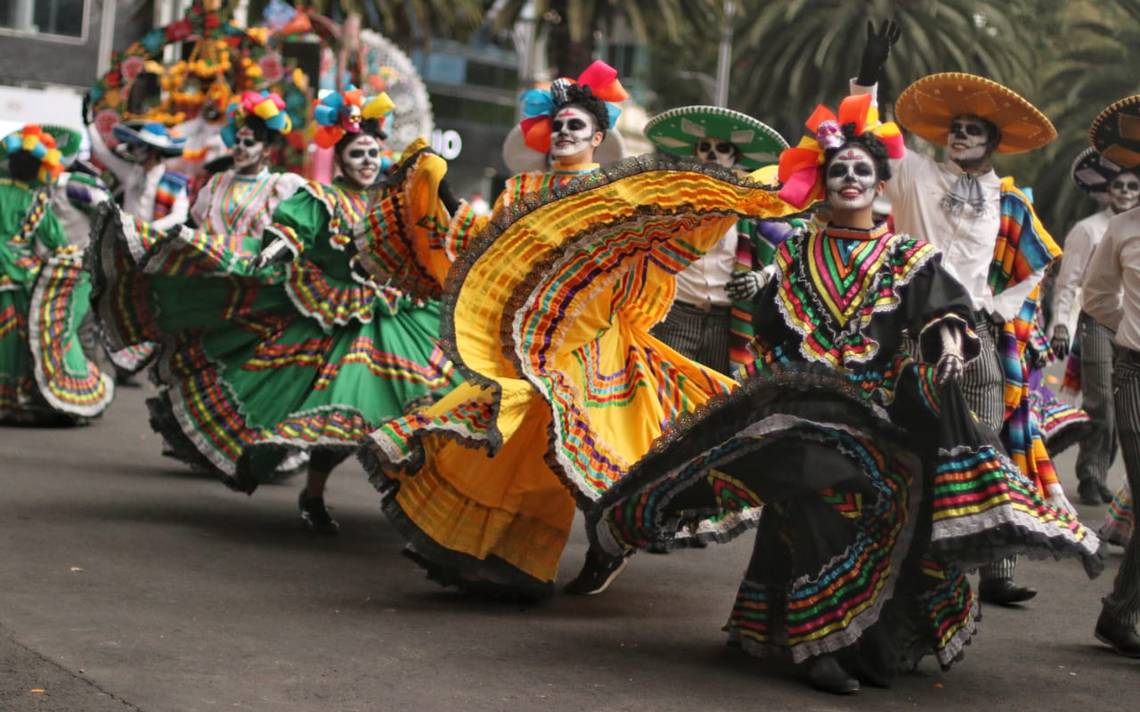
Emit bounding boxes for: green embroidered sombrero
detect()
[1090,94,1140,170]
[644,105,787,170]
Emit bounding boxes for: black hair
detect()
[8,151,42,182]
[333,119,387,159]
[556,84,610,135]
[823,124,893,182]
[239,115,282,146]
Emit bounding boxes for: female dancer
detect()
[587,94,1101,694]
[93,89,460,533]
[0,124,114,424]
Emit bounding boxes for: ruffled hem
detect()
[28,254,114,417]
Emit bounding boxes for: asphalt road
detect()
[2,380,1138,711]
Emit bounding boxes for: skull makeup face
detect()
[1109,170,1140,213]
[232,126,266,174]
[338,133,382,188]
[946,115,995,166]
[826,145,880,211]
[550,106,602,163]
[694,137,738,168]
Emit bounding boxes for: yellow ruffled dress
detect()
[356,157,796,597]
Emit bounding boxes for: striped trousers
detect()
[1103,350,1140,626]
[961,316,1017,581]
[1077,313,1118,486]
[650,301,733,376]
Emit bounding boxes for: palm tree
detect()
[727,0,1046,143]
[486,0,721,76]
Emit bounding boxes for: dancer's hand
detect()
[726,266,775,300]
[1045,483,1077,516]
[1050,325,1071,359]
[437,177,460,215]
[857,19,901,86]
[934,322,965,385]
[252,239,292,271]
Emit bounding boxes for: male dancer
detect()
[1082,94,1140,658]
[854,21,1064,605]
[1052,148,1140,503]
[643,105,798,375]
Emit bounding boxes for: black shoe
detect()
[564,547,630,595]
[978,578,1037,606]
[1098,482,1116,504]
[806,655,859,695]
[1094,610,1140,658]
[1078,479,1102,506]
[298,492,339,535]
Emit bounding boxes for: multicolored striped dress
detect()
[92,161,460,492]
[589,215,1102,677]
[357,159,798,599]
[0,177,114,423]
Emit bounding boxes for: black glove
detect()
[438,177,460,215]
[857,19,901,86]
[81,92,94,126]
[1050,325,1071,359]
[252,238,292,271]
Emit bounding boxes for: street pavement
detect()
[2,379,1138,711]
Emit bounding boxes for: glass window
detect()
[0,0,88,39]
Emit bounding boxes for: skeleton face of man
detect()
[946,115,995,165]
[231,126,267,175]
[550,106,603,162]
[1109,170,1140,213]
[694,137,738,168]
[338,133,382,188]
[826,145,880,212]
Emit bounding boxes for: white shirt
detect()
[1051,207,1114,333]
[1082,206,1140,353]
[674,223,737,307]
[88,126,189,231]
[852,81,1043,320]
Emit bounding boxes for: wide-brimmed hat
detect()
[1071,147,1135,195]
[895,72,1055,154]
[111,120,187,157]
[501,124,627,175]
[1089,94,1140,170]
[644,105,787,170]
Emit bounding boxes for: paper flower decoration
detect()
[3,125,64,183]
[777,93,904,209]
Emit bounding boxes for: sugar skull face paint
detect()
[338,133,382,188]
[550,106,602,162]
[1109,171,1140,213]
[826,145,879,211]
[232,126,266,174]
[695,137,738,168]
[946,115,994,165]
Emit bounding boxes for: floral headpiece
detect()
[777,93,904,209]
[2,125,66,184]
[313,86,395,149]
[519,60,628,154]
[221,91,293,147]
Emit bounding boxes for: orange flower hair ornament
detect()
[313,87,395,149]
[519,60,629,154]
[221,91,292,147]
[2,125,64,183]
[777,93,904,209]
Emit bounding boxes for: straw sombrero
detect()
[501,124,627,175]
[1089,94,1140,170]
[895,72,1055,154]
[644,105,787,170]
[111,120,187,157]
[1071,147,1132,195]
